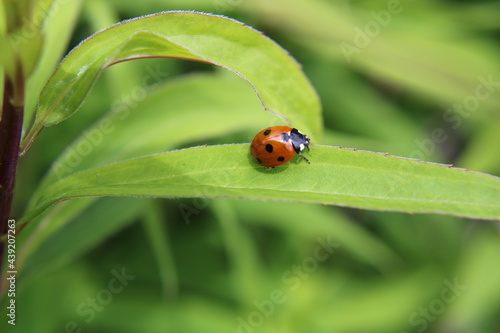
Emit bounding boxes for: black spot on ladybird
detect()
[263,129,271,135]
[277,156,285,162]
[256,158,262,164]
[265,144,273,153]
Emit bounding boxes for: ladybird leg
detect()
[297,153,310,164]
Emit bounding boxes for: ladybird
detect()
[250,126,311,167]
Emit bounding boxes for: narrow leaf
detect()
[24,0,83,131]
[23,145,500,222]
[19,197,145,281]
[21,10,321,153]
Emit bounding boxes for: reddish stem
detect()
[0,76,24,273]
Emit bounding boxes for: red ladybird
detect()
[250,126,311,167]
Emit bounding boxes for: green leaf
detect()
[244,0,500,112]
[0,2,6,36]
[23,145,500,222]
[16,72,271,266]
[19,197,145,282]
[24,0,83,131]
[39,72,269,186]
[457,121,500,176]
[141,201,179,299]
[83,0,143,98]
[447,230,500,328]
[21,10,321,153]
[213,200,266,303]
[233,201,401,272]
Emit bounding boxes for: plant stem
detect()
[0,76,24,273]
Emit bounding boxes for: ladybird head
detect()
[290,128,311,153]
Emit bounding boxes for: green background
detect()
[2,0,500,332]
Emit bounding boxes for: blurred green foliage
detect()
[2,0,500,332]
